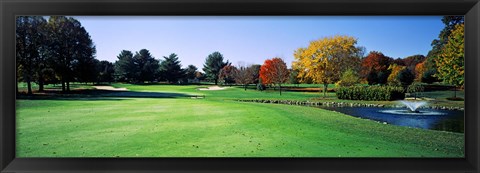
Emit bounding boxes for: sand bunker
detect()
[93,86,128,91]
[198,86,226,91]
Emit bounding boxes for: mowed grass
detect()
[16,84,464,157]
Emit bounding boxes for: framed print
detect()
[1,0,479,172]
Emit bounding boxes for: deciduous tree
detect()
[292,35,362,97]
[233,64,254,91]
[414,61,426,82]
[16,16,48,94]
[96,60,115,84]
[424,16,464,84]
[435,23,464,98]
[336,69,360,87]
[218,65,237,86]
[387,64,405,86]
[260,58,289,95]
[361,51,393,85]
[288,69,300,87]
[47,16,96,91]
[249,64,261,84]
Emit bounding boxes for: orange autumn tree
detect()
[415,61,427,82]
[259,57,289,95]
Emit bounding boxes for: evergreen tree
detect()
[159,53,185,83]
[185,65,198,81]
[202,51,230,85]
[114,50,137,83]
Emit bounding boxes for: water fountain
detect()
[400,100,427,112]
[378,100,446,115]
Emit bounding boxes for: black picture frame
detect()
[1,0,479,172]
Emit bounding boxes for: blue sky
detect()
[74,16,444,71]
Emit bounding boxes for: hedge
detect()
[336,86,405,101]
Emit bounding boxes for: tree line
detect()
[17,16,464,97]
[15,16,261,95]
[291,16,464,97]
[17,16,97,94]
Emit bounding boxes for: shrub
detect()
[336,85,405,101]
[407,82,425,93]
[257,83,266,91]
[335,69,360,87]
[407,82,425,99]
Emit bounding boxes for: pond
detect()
[316,106,464,133]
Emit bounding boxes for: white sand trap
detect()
[93,86,128,91]
[198,86,226,91]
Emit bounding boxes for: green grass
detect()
[18,82,95,92]
[16,83,464,157]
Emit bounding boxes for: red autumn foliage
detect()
[259,58,289,85]
[360,51,393,77]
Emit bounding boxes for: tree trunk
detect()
[67,81,70,92]
[38,76,44,92]
[27,80,32,95]
[244,84,247,91]
[323,83,328,98]
[214,79,218,85]
[454,86,457,98]
[61,78,66,92]
[279,84,282,95]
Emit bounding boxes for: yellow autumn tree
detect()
[387,64,406,86]
[292,35,361,97]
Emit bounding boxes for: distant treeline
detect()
[17,16,464,96]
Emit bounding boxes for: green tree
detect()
[336,69,360,87]
[134,49,160,83]
[16,16,48,94]
[96,60,115,83]
[407,82,425,100]
[159,53,185,83]
[435,23,464,98]
[71,22,97,84]
[185,65,198,81]
[424,16,464,84]
[288,69,300,87]
[397,68,415,87]
[114,50,137,83]
[203,51,230,85]
[47,16,96,92]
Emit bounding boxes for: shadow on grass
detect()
[17,89,195,101]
